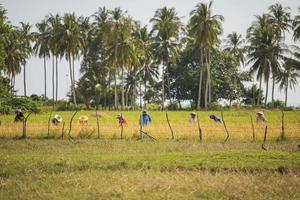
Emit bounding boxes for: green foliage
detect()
[55,100,84,111]
[210,101,222,110]
[266,99,285,108]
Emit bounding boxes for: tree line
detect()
[0,2,300,111]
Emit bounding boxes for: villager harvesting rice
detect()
[52,114,63,125]
[14,109,25,122]
[209,114,222,123]
[256,111,267,123]
[79,116,89,124]
[117,114,127,126]
[140,110,152,126]
[189,112,197,123]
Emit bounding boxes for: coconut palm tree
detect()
[33,20,51,99]
[276,58,300,106]
[188,1,224,109]
[247,14,284,106]
[150,6,182,110]
[268,3,291,105]
[2,28,24,90]
[59,13,83,105]
[18,22,32,97]
[224,32,245,68]
[133,25,159,107]
[293,7,300,41]
[107,10,137,110]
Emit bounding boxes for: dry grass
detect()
[0,110,299,141]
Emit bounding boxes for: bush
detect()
[266,100,285,108]
[210,101,223,110]
[55,100,84,111]
[145,103,160,111]
[167,102,179,110]
[0,96,39,114]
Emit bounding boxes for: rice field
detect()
[0,110,299,141]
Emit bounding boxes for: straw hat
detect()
[54,114,63,122]
[79,115,89,121]
[256,111,264,116]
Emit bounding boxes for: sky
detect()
[2,0,300,106]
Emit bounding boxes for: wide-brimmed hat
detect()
[54,114,63,122]
[79,116,89,121]
[256,111,264,116]
[191,112,196,115]
[16,109,22,113]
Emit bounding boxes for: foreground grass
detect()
[0,139,299,199]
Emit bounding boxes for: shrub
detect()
[0,96,39,114]
[210,101,223,110]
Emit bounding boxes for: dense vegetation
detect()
[0,2,300,112]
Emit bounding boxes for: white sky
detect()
[2,0,300,106]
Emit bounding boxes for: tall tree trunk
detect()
[71,56,76,105]
[52,55,55,102]
[68,55,74,104]
[43,55,47,99]
[55,56,58,102]
[204,50,209,110]
[197,48,203,110]
[257,77,262,106]
[121,67,125,111]
[271,75,275,107]
[144,80,147,108]
[23,64,26,97]
[162,62,165,110]
[285,77,288,106]
[114,72,118,109]
[264,78,269,107]
[208,50,212,107]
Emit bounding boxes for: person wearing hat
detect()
[14,109,25,122]
[79,116,89,125]
[189,112,197,123]
[52,114,63,125]
[256,111,267,123]
[117,114,127,126]
[140,110,152,126]
[209,114,222,123]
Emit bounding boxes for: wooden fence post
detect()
[250,115,255,142]
[196,114,202,142]
[280,110,285,141]
[47,110,53,138]
[96,111,100,139]
[21,111,32,139]
[221,110,229,142]
[165,110,174,139]
[262,125,268,151]
[68,110,79,139]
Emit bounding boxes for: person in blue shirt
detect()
[210,114,222,123]
[140,110,152,126]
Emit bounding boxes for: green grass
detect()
[0,139,299,199]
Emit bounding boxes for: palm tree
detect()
[33,20,51,99]
[276,58,300,106]
[107,10,137,110]
[150,6,182,110]
[2,28,24,90]
[268,3,291,105]
[59,13,83,105]
[46,14,63,102]
[18,22,32,97]
[247,14,283,106]
[293,7,300,41]
[224,32,245,68]
[188,1,224,109]
[133,25,159,108]
[224,32,245,103]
